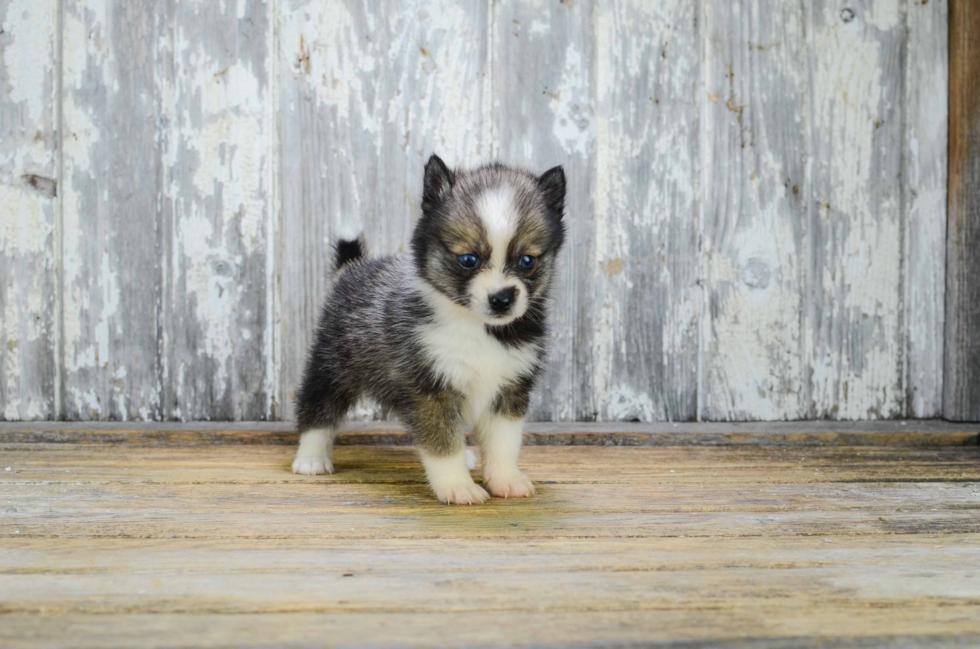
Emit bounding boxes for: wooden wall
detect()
[0,0,960,422]
[945,0,980,421]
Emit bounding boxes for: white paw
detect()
[292,455,334,475]
[485,472,535,499]
[432,480,490,505]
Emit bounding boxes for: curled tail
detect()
[333,235,365,272]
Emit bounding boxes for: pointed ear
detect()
[422,154,454,209]
[538,165,566,220]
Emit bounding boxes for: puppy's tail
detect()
[333,234,366,272]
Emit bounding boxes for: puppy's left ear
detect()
[538,165,566,220]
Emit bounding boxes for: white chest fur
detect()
[417,307,539,425]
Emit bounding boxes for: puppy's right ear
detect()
[422,154,454,209]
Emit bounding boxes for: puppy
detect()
[293,155,566,504]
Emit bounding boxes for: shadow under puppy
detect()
[293,155,566,504]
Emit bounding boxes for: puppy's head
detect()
[411,155,566,326]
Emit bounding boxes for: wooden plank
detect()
[2,613,978,649]
[945,0,980,421]
[1,420,977,447]
[591,1,699,421]
[4,538,980,614]
[59,1,276,421]
[493,0,597,421]
[161,1,276,420]
[905,0,948,417]
[806,0,907,419]
[5,443,980,485]
[277,1,490,420]
[0,0,58,420]
[2,444,979,646]
[60,0,166,420]
[701,0,808,420]
[3,444,979,540]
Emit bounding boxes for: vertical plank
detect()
[0,0,58,419]
[277,1,490,420]
[162,0,276,421]
[905,0,947,418]
[806,0,906,419]
[701,0,808,420]
[61,0,164,420]
[494,0,596,421]
[591,1,698,421]
[944,0,980,421]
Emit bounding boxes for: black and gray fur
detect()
[295,155,566,458]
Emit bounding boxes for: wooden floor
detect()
[2,425,979,648]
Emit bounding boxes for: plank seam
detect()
[53,0,65,421]
[695,0,707,423]
[899,0,911,418]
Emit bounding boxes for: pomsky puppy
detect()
[293,155,566,504]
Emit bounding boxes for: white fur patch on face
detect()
[469,186,529,324]
[475,186,518,260]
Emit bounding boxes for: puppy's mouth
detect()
[484,311,522,326]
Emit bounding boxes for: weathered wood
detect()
[1,613,977,649]
[945,0,980,421]
[591,0,699,421]
[905,0,948,417]
[806,0,907,419]
[702,0,808,420]
[162,0,276,420]
[1,420,977,447]
[493,0,597,421]
[0,2,961,424]
[277,1,491,420]
[0,0,58,420]
[4,536,980,613]
[1,441,979,646]
[60,0,166,420]
[58,1,276,421]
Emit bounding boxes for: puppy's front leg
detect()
[408,392,489,505]
[476,413,534,499]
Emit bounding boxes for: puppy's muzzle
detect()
[488,287,517,315]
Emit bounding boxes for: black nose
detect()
[488,287,516,314]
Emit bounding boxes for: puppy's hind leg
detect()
[293,372,354,476]
[292,428,338,475]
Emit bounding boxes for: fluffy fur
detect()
[293,155,566,504]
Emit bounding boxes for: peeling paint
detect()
[0,0,951,422]
[807,0,905,419]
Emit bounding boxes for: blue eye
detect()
[518,254,536,271]
[458,253,479,269]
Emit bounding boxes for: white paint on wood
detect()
[701,0,808,420]
[593,0,698,421]
[806,0,907,419]
[0,0,57,420]
[0,0,954,422]
[164,1,275,420]
[904,0,947,417]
